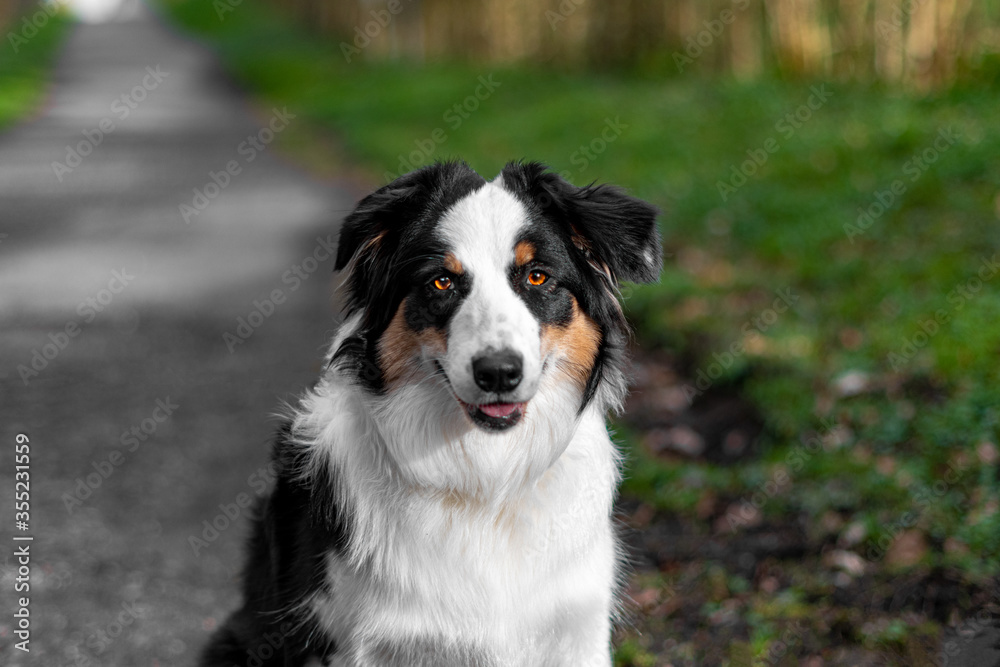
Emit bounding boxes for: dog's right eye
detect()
[527,270,548,286]
[433,276,453,290]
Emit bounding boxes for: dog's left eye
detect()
[527,270,548,286]
[433,276,453,290]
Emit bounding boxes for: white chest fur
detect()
[298,383,620,667]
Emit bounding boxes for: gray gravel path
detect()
[0,3,352,665]
[1,4,997,667]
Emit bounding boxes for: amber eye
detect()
[433,276,453,290]
[527,270,548,286]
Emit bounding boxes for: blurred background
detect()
[1,0,999,665]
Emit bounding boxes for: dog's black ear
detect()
[335,162,486,327]
[500,161,662,285]
[335,161,486,271]
[334,171,423,272]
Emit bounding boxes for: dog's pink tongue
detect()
[479,402,521,418]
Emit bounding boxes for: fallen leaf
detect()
[875,455,895,476]
[834,370,870,396]
[716,502,762,533]
[820,511,844,535]
[977,441,999,466]
[665,425,705,457]
[944,537,969,556]
[824,549,867,577]
[839,327,864,350]
[723,429,750,457]
[759,575,781,594]
[885,530,928,568]
[839,521,867,548]
[632,587,659,610]
[695,490,717,520]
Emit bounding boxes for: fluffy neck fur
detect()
[289,313,622,582]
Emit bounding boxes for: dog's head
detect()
[329,161,659,493]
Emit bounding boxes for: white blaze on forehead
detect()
[437,180,527,269]
[437,180,543,402]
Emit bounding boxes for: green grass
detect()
[159,0,1000,658]
[0,8,71,129]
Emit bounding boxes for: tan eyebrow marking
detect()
[443,252,464,274]
[514,240,536,267]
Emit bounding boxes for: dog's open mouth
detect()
[464,401,526,431]
[434,361,528,431]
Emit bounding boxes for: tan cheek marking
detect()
[540,297,602,392]
[443,252,464,275]
[514,240,536,267]
[377,301,448,389]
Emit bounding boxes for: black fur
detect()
[332,161,486,394]
[201,422,342,667]
[334,161,486,331]
[499,161,662,285]
[202,161,662,665]
[499,161,662,410]
[332,160,661,408]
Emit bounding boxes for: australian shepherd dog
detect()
[202,160,662,666]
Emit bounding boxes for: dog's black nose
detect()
[472,350,523,393]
